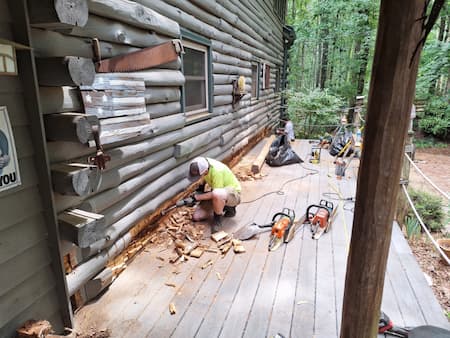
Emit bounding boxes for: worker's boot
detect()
[211,212,222,233]
[223,206,236,217]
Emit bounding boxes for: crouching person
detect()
[187,157,241,233]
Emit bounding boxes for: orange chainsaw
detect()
[268,208,297,251]
[305,200,336,240]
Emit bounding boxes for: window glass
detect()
[183,43,208,114]
[251,64,258,98]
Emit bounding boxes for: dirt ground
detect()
[406,146,450,317]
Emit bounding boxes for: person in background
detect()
[278,115,295,142]
[187,157,241,233]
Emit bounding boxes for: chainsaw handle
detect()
[305,205,331,222]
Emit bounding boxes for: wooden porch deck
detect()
[74,139,449,337]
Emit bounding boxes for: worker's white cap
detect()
[188,157,209,182]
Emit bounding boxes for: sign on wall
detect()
[0,106,21,192]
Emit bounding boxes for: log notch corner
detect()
[28,0,89,30]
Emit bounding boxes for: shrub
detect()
[405,216,421,239]
[417,95,450,140]
[406,189,444,231]
[286,89,345,139]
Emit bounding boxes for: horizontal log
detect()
[28,0,88,29]
[212,52,252,68]
[174,126,222,158]
[31,28,141,58]
[212,104,234,116]
[84,268,114,300]
[69,14,171,47]
[51,163,101,196]
[146,101,180,119]
[139,70,185,86]
[44,113,98,143]
[39,86,83,114]
[144,87,180,104]
[213,63,251,76]
[87,0,180,37]
[81,90,146,118]
[99,113,150,132]
[81,73,146,91]
[36,56,95,87]
[58,209,106,248]
[213,95,232,107]
[213,84,233,96]
[211,40,252,61]
[47,113,231,162]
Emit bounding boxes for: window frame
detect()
[251,62,260,100]
[180,28,213,123]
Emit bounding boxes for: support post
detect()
[340,1,427,337]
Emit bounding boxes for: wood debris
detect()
[165,282,176,288]
[201,259,214,269]
[16,320,53,338]
[216,272,222,280]
[232,239,246,253]
[169,303,177,315]
[211,231,228,242]
[189,247,204,258]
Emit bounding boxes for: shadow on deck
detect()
[74,139,449,338]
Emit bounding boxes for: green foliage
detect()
[287,89,345,138]
[405,216,420,240]
[414,137,448,149]
[417,95,450,140]
[406,189,444,231]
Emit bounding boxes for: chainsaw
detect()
[305,200,336,240]
[268,208,296,251]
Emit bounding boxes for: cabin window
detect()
[251,63,259,99]
[262,63,270,90]
[275,68,281,92]
[181,29,213,122]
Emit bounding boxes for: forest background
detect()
[286,0,449,142]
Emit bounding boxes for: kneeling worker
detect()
[187,157,241,233]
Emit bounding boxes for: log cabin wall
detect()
[28,0,288,311]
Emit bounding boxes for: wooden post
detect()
[340,1,429,337]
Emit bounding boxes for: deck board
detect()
[74,139,450,337]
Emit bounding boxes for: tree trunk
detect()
[340,1,431,337]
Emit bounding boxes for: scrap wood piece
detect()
[220,242,232,255]
[205,247,219,254]
[233,244,246,253]
[183,243,198,255]
[217,235,232,248]
[169,303,177,315]
[165,282,176,288]
[251,135,276,174]
[216,272,222,280]
[211,231,228,242]
[201,259,214,269]
[189,247,204,258]
[16,320,53,338]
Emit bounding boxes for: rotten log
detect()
[44,113,98,144]
[36,56,95,87]
[39,86,83,114]
[87,0,180,38]
[58,209,105,248]
[51,163,101,196]
[28,0,88,30]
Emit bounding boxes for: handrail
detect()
[405,152,449,200]
[401,184,450,265]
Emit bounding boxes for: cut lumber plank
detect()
[36,56,95,87]
[58,209,105,248]
[44,113,98,143]
[251,135,275,173]
[51,163,101,196]
[28,0,88,29]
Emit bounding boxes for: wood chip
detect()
[205,248,219,254]
[217,236,232,248]
[169,303,176,315]
[165,282,176,288]
[211,231,228,242]
[156,256,165,261]
[233,245,246,253]
[220,242,232,255]
[216,272,222,280]
[232,239,242,246]
[183,243,198,255]
[174,239,185,250]
[189,248,204,258]
[201,259,213,269]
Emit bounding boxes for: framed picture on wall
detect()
[0,106,21,192]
